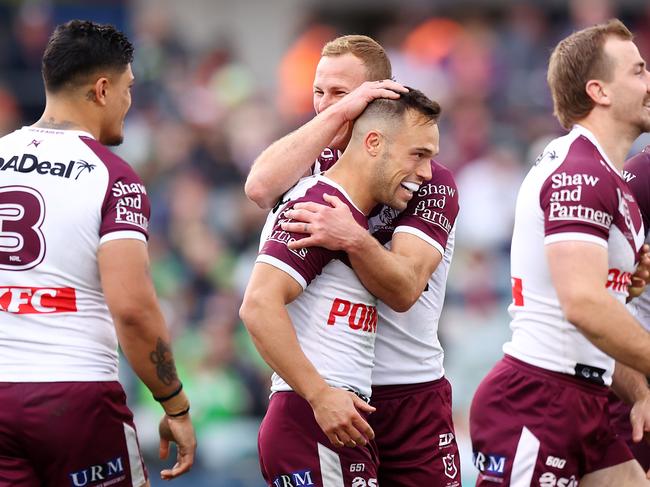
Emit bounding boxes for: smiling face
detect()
[313,53,369,149]
[99,64,134,146]
[601,37,650,136]
[370,110,439,211]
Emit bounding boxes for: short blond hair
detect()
[548,18,633,129]
[321,35,392,81]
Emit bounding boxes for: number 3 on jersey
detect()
[0,186,46,270]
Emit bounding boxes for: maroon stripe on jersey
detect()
[623,146,650,233]
[260,180,367,286]
[393,160,459,249]
[80,136,150,240]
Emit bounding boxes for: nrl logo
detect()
[443,453,458,479]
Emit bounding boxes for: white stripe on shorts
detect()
[318,442,344,487]
[123,423,146,487]
[510,426,541,487]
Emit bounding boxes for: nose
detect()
[417,159,433,182]
[318,94,334,114]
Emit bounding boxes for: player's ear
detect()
[364,130,383,157]
[585,79,610,107]
[89,77,109,107]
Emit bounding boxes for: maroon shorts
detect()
[0,381,147,487]
[608,391,650,471]
[470,355,633,486]
[369,377,461,487]
[258,391,379,487]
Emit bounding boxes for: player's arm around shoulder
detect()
[98,239,196,480]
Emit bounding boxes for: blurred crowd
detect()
[2,1,650,485]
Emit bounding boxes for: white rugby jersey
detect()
[257,175,377,398]
[623,146,650,330]
[503,125,644,386]
[0,127,150,382]
[370,161,459,385]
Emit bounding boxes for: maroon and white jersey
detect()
[310,147,340,175]
[0,127,150,382]
[503,125,644,386]
[257,175,377,398]
[624,147,650,329]
[369,161,459,385]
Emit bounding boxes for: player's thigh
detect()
[0,455,40,487]
[23,382,148,487]
[580,459,650,487]
[259,392,378,487]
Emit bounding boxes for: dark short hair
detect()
[42,20,134,92]
[361,87,442,125]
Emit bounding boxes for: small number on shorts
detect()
[350,463,366,473]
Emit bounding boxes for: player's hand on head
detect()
[282,194,365,252]
[628,244,650,302]
[158,413,197,480]
[309,386,375,449]
[337,80,408,123]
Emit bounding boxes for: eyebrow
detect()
[414,147,435,156]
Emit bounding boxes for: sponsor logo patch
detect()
[272,470,314,487]
[68,456,125,487]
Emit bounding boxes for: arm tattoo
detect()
[149,338,179,386]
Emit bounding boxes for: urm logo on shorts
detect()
[68,456,125,486]
[272,470,314,487]
[473,451,506,476]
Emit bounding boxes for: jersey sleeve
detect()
[80,136,150,244]
[624,146,650,232]
[393,162,459,257]
[540,139,617,247]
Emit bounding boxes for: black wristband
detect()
[153,382,183,403]
[167,405,190,418]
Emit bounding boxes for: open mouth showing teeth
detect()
[400,182,420,193]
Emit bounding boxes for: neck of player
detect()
[578,116,639,172]
[33,92,100,140]
[324,153,377,215]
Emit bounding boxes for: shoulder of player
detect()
[548,135,619,185]
[79,136,138,177]
[623,145,650,184]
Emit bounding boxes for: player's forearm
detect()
[566,290,650,376]
[612,361,650,404]
[346,231,421,312]
[245,109,346,209]
[240,301,329,402]
[113,304,182,398]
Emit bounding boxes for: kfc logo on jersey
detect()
[327,298,377,333]
[0,286,77,314]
